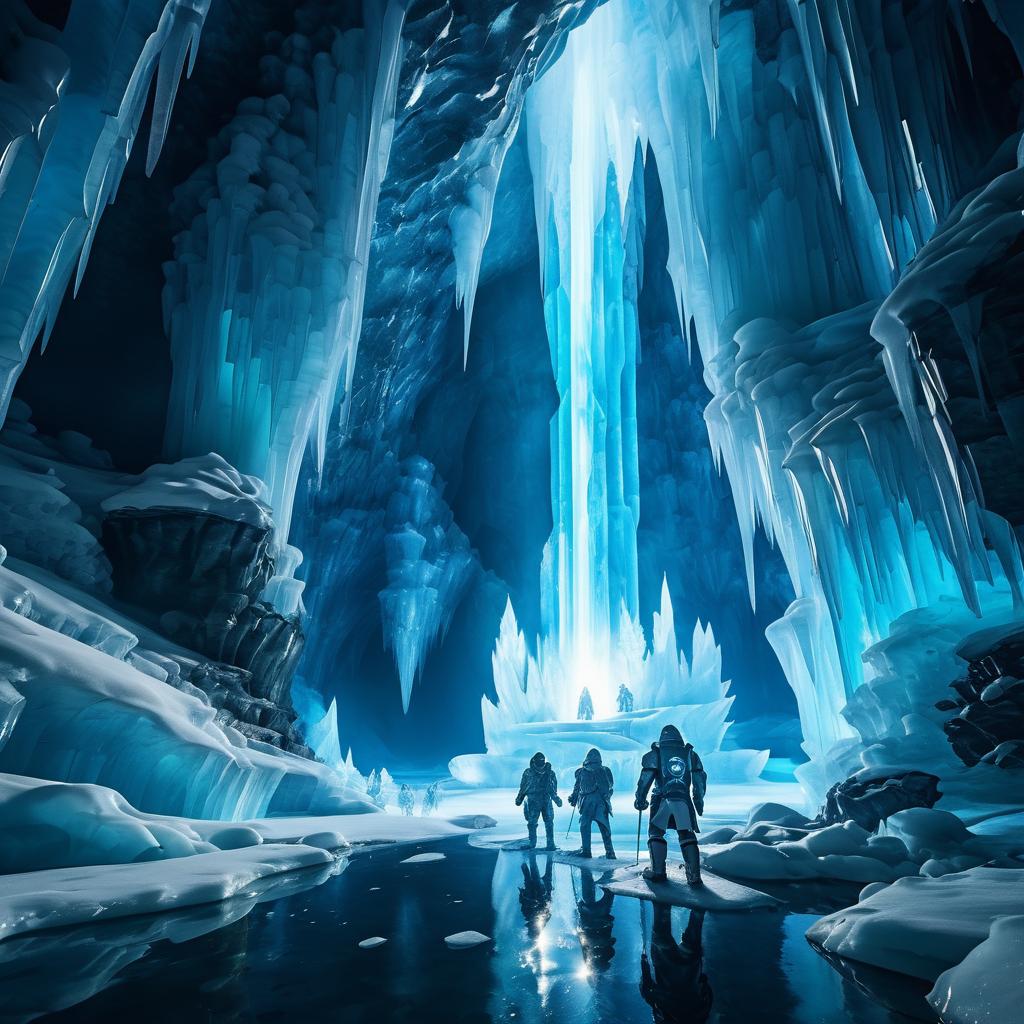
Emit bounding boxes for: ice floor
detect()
[1,834,924,1024]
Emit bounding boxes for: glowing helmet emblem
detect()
[667,756,686,777]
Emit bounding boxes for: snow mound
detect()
[0,773,215,873]
[928,914,1024,1024]
[101,454,272,529]
[807,867,1024,982]
[703,820,919,883]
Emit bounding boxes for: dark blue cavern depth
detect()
[1,1,1024,1021]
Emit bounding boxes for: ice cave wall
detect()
[4,0,1024,798]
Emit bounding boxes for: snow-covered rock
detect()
[100,453,272,529]
[0,607,372,820]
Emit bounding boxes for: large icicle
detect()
[0,0,212,421]
[162,2,405,538]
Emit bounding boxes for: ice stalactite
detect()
[162,1,406,539]
[0,0,212,420]
[378,457,475,713]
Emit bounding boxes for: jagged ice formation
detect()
[162,1,405,540]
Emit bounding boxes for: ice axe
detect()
[635,805,645,865]
[565,804,576,840]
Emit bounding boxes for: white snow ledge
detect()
[0,844,337,942]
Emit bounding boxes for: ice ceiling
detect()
[3,0,1024,795]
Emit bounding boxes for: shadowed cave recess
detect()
[3,0,1024,1020]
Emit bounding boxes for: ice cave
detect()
[1,0,1023,1020]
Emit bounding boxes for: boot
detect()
[599,824,616,860]
[527,824,538,849]
[569,826,592,859]
[642,838,668,882]
[544,819,557,851]
[681,838,703,887]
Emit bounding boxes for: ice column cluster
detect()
[515,0,1024,780]
[162,1,405,537]
[0,0,211,417]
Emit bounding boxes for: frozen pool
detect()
[0,836,934,1023]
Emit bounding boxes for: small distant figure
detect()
[568,748,616,859]
[515,751,563,850]
[617,683,634,713]
[366,769,385,809]
[635,725,707,886]
[577,687,594,721]
[420,781,442,816]
[398,783,415,816]
[640,906,712,1023]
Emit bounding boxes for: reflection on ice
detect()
[0,859,341,1024]
[0,838,928,1024]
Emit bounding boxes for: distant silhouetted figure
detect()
[420,781,442,816]
[398,783,415,816]
[635,725,707,885]
[577,687,594,721]
[640,906,712,1024]
[366,769,385,809]
[515,751,562,849]
[568,748,616,859]
[617,684,634,713]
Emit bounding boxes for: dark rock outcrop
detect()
[937,632,1024,767]
[102,508,274,613]
[809,771,942,832]
[102,506,308,755]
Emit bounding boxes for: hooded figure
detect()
[577,687,594,720]
[640,906,712,1024]
[634,726,707,885]
[398,783,415,815]
[515,751,563,849]
[617,684,634,713]
[568,748,616,859]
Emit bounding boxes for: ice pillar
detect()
[526,3,645,713]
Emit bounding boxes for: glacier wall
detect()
[0,0,212,420]
[162,1,405,538]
